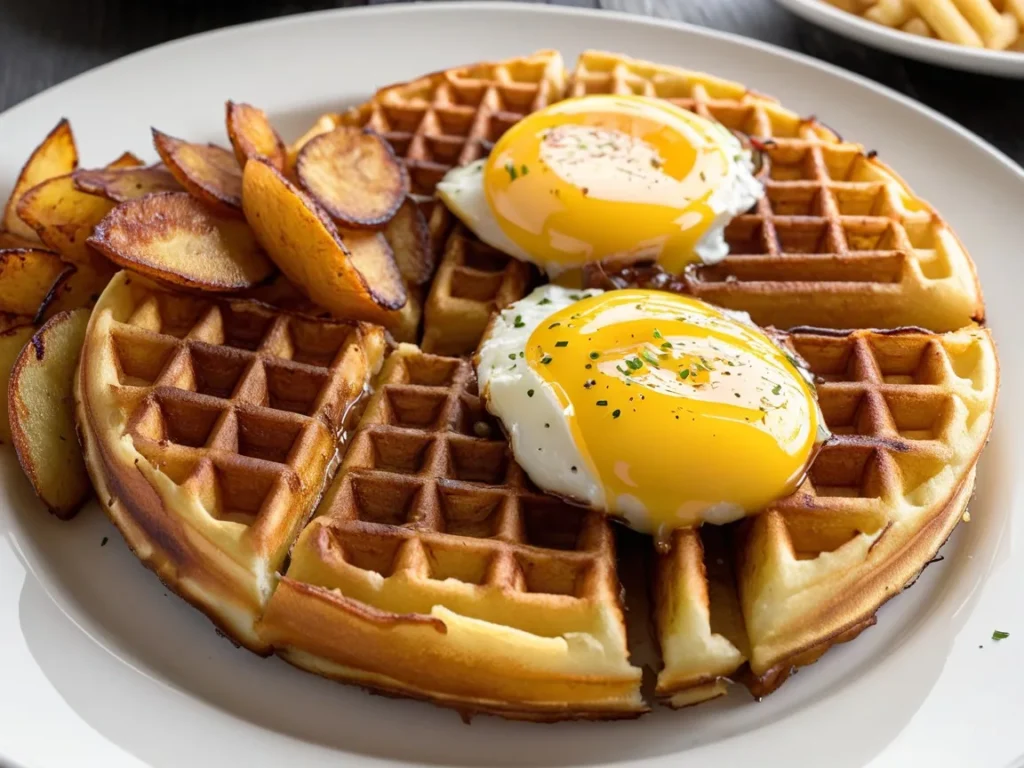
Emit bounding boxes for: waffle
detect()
[420,206,532,356]
[259,344,645,720]
[571,51,983,333]
[655,326,998,705]
[74,272,386,651]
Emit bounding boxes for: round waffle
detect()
[68,49,999,721]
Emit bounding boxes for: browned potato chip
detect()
[242,158,408,326]
[296,126,409,229]
[383,197,434,286]
[9,308,92,518]
[0,231,44,250]
[152,129,243,214]
[226,101,286,171]
[0,322,36,443]
[106,151,144,170]
[89,191,273,292]
[0,249,74,317]
[37,261,112,321]
[342,229,406,309]
[3,119,78,241]
[16,174,116,266]
[73,166,182,203]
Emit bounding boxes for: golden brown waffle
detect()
[75,272,386,651]
[655,326,997,705]
[571,51,983,333]
[420,206,532,356]
[259,344,645,720]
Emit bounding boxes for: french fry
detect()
[951,0,1019,47]
[865,0,915,25]
[911,0,985,45]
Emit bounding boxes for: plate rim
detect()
[0,4,1019,767]
[2,2,1021,178]
[774,0,1024,76]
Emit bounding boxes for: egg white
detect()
[476,285,606,510]
[437,128,763,275]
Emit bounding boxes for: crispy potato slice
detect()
[73,166,181,203]
[3,119,78,241]
[342,229,406,309]
[37,261,112,321]
[89,191,273,291]
[9,308,92,518]
[0,231,44,250]
[383,197,434,286]
[296,126,409,229]
[0,322,36,443]
[242,158,408,327]
[226,101,287,171]
[153,130,242,214]
[16,174,117,266]
[0,249,74,317]
[106,151,144,170]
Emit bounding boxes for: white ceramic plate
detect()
[775,0,1024,77]
[1,4,1022,767]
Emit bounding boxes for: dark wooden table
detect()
[1,0,1022,165]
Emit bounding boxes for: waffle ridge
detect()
[572,50,983,333]
[259,344,645,719]
[656,325,997,704]
[75,272,386,650]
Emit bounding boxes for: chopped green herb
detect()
[596,400,608,407]
[661,341,673,350]
[653,329,662,339]
[626,357,643,371]
[541,355,553,365]
[538,297,551,305]
[527,389,534,398]
[505,162,518,181]
[589,351,600,360]
[993,630,1010,641]
[521,164,529,176]
[513,315,524,328]
[612,409,621,419]
[555,340,568,348]
[772,384,782,395]
[641,351,660,367]
[508,353,517,360]
[680,369,691,380]
[569,293,582,301]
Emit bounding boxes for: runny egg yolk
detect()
[524,290,822,530]
[484,94,750,274]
